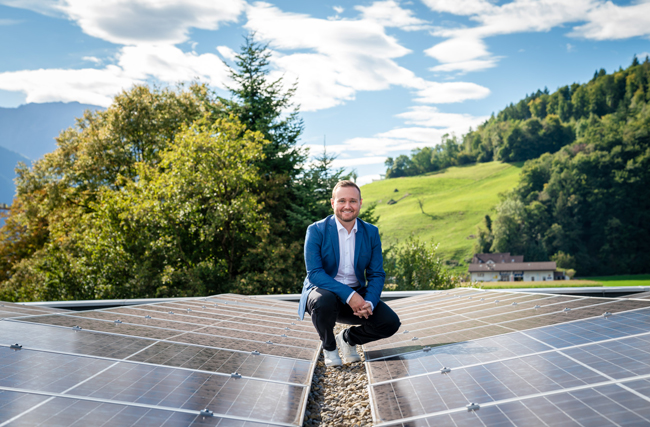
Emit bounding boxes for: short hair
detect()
[331,180,361,199]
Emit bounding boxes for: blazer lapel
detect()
[328,216,340,269]
[353,219,363,269]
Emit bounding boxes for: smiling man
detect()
[298,180,401,366]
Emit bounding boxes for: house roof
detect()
[472,252,524,264]
[468,261,557,272]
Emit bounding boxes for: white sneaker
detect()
[323,348,342,367]
[335,330,361,364]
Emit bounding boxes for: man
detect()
[298,180,401,366]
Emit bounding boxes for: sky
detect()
[1,0,649,185]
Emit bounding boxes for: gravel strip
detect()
[303,324,373,427]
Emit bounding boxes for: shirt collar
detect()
[334,215,357,234]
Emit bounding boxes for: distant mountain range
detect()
[0,102,103,204]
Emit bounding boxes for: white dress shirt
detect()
[333,216,374,311]
[334,216,359,287]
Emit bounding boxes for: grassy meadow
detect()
[474,274,650,289]
[361,161,522,272]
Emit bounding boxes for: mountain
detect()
[0,102,103,160]
[361,161,522,273]
[0,102,103,205]
[0,146,29,205]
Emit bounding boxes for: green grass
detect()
[468,275,650,289]
[578,274,650,287]
[360,162,522,268]
[477,280,600,289]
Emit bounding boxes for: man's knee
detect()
[377,306,401,338]
[309,288,338,311]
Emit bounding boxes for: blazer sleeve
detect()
[363,227,385,309]
[304,223,356,303]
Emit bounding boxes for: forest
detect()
[0,37,456,302]
[387,57,650,276]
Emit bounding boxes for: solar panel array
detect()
[364,288,650,426]
[0,295,321,426]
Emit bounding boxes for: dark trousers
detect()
[306,287,401,351]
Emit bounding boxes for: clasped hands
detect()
[349,292,373,319]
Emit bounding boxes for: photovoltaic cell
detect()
[0,320,155,359]
[1,293,318,426]
[0,390,287,427]
[371,351,609,423]
[365,288,650,427]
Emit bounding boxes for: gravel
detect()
[303,324,373,427]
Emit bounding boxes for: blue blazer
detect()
[298,215,385,320]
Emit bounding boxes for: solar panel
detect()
[364,288,650,426]
[0,294,320,426]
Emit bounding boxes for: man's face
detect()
[331,186,362,224]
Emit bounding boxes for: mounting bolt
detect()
[114,319,122,324]
[168,311,174,314]
[467,403,480,411]
[200,409,214,417]
[10,343,22,350]
[423,347,431,352]
[144,315,152,319]
[231,372,242,379]
[603,312,612,318]
[440,367,451,374]
[73,326,82,331]
[251,350,261,356]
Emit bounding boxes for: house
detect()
[468,252,567,282]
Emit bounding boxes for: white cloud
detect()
[118,45,230,87]
[245,2,425,111]
[425,36,489,64]
[354,0,429,31]
[422,0,602,73]
[245,2,484,111]
[358,174,382,187]
[414,81,490,104]
[2,0,246,45]
[0,0,63,17]
[430,59,498,73]
[397,106,488,130]
[569,1,650,40]
[0,66,138,106]
[0,45,232,107]
[82,56,101,63]
[331,156,387,168]
[217,45,237,61]
[333,6,344,14]
[420,0,494,16]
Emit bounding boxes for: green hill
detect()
[361,161,522,272]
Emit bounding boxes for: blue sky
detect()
[1,0,649,184]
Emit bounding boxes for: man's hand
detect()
[354,301,373,319]
[348,292,366,313]
[349,293,373,319]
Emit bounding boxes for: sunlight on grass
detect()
[361,162,522,269]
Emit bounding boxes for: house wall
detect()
[471,272,500,282]
[523,271,554,282]
[472,271,555,282]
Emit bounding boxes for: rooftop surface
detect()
[1,288,650,425]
